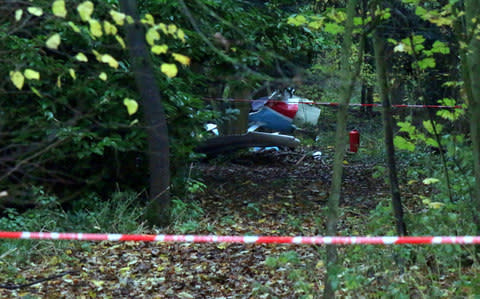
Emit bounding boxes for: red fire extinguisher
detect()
[349,129,360,153]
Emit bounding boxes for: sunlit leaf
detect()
[110,10,125,25]
[75,52,88,62]
[99,72,108,81]
[27,7,43,16]
[172,53,190,66]
[161,63,178,78]
[126,15,134,24]
[115,35,126,49]
[422,177,440,184]
[57,76,62,88]
[417,57,436,69]
[89,19,103,38]
[103,21,117,35]
[101,54,119,69]
[151,44,168,55]
[141,13,155,25]
[52,0,67,18]
[167,24,177,34]
[31,87,43,98]
[177,29,185,42]
[394,135,415,151]
[146,28,160,46]
[69,68,76,80]
[428,202,445,209]
[9,71,24,90]
[287,15,307,26]
[77,1,94,22]
[46,33,61,50]
[15,9,23,21]
[324,22,344,34]
[24,69,40,80]
[68,21,81,33]
[123,98,138,115]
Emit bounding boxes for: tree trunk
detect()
[373,29,408,236]
[323,0,360,297]
[119,0,171,227]
[464,0,480,235]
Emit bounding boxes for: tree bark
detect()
[119,0,171,226]
[323,0,360,297]
[464,0,480,235]
[373,29,408,236]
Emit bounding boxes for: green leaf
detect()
[287,15,307,26]
[75,53,88,62]
[324,22,344,34]
[110,10,126,26]
[431,41,450,54]
[89,19,103,38]
[394,135,415,151]
[417,57,436,69]
[15,9,23,21]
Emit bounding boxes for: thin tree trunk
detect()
[373,30,407,236]
[119,0,171,226]
[465,0,480,235]
[323,0,360,297]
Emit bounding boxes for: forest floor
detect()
[1,144,478,298]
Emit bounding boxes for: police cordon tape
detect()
[204,98,463,109]
[1,231,480,245]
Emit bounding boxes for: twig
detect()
[0,270,79,290]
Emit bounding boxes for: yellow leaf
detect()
[101,54,119,69]
[46,33,61,50]
[146,28,160,46]
[77,1,94,22]
[115,35,126,49]
[428,202,445,209]
[161,63,178,78]
[99,72,107,81]
[167,24,177,34]
[103,21,117,35]
[151,44,168,55]
[27,7,43,17]
[31,87,43,98]
[52,0,67,18]
[75,52,88,62]
[216,243,228,250]
[176,28,185,42]
[57,76,62,88]
[92,50,102,61]
[123,98,138,115]
[172,53,190,66]
[343,160,349,165]
[158,23,167,34]
[10,71,25,90]
[69,68,76,80]
[110,10,125,26]
[68,21,81,33]
[89,19,103,38]
[24,69,40,80]
[15,9,23,21]
[141,13,155,25]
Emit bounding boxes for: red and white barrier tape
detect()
[1,232,479,245]
[204,98,463,109]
